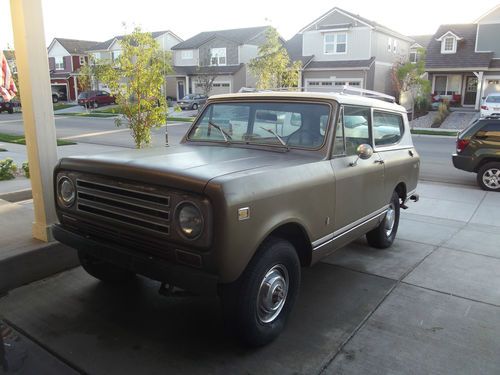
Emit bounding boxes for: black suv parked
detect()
[453,116,500,191]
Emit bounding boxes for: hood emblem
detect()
[238,207,250,221]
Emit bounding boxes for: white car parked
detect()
[480,93,500,117]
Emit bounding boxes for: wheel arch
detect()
[474,157,500,173]
[394,181,407,202]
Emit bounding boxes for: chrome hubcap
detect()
[257,264,289,324]
[483,168,500,190]
[384,203,396,237]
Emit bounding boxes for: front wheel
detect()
[78,250,136,283]
[219,237,300,347]
[366,191,400,249]
[192,103,198,110]
[477,162,500,191]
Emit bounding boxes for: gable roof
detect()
[88,30,181,51]
[425,24,493,70]
[298,7,412,42]
[435,30,464,41]
[474,4,500,23]
[50,38,100,55]
[171,26,269,50]
[409,35,433,49]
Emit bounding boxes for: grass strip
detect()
[0,133,76,146]
[411,129,458,136]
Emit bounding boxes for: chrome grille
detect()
[76,179,170,235]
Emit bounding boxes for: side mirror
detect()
[350,144,373,166]
[482,97,486,100]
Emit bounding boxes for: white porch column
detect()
[298,70,303,90]
[473,71,484,110]
[185,76,190,95]
[10,0,59,242]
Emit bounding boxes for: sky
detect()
[2,0,500,50]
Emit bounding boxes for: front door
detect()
[464,76,478,105]
[177,81,185,100]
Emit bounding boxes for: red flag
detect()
[1,51,17,101]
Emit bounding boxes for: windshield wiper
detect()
[209,121,232,144]
[259,127,289,151]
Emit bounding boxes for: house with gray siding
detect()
[287,7,412,95]
[408,35,432,63]
[168,26,271,99]
[426,5,500,109]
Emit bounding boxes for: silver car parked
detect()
[177,94,208,110]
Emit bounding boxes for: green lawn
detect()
[0,133,76,146]
[53,104,77,111]
[55,112,117,118]
[93,107,121,114]
[0,148,6,152]
[411,129,458,136]
[167,116,195,122]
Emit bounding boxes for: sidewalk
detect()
[0,181,499,374]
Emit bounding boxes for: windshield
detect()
[188,102,331,149]
[78,92,90,99]
[486,96,500,103]
[182,95,195,100]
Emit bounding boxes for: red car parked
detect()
[78,90,115,108]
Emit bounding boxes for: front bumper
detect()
[452,153,475,172]
[53,224,219,295]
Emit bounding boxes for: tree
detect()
[392,49,431,118]
[101,28,170,148]
[195,70,218,96]
[249,27,302,89]
[77,56,110,93]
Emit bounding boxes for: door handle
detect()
[409,150,414,157]
[374,159,385,164]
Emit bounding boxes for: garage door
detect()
[306,80,362,92]
[209,82,231,96]
[484,79,500,97]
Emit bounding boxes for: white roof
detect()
[210,91,407,113]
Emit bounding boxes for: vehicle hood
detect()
[57,144,321,193]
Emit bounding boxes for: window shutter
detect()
[49,57,55,71]
[64,56,72,71]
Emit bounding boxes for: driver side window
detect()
[343,105,371,156]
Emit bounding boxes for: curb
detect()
[0,242,79,295]
[0,188,32,203]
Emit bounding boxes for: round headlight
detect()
[177,202,203,239]
[57,176,75,207]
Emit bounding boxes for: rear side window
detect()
[476,122,500,142]
[373,111,404,146]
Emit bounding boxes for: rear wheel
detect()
[8,108,13,114]
[78,250,136,283]
[477,162,500,191]
[192,103,199,110]
[219,237,300,347]
[52,95,58,103]
[366,191,400,249]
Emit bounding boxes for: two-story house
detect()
[287,7,412,95]
[47,38,100,101]
[168,26,272,99]
[426,5,500,109]
[87,30,183,92]
[408,35,432,63]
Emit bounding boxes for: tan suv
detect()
[53,90,420,346]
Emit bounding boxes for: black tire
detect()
[93,101,99,109]
[477,162,500,192]
[8,108,13,114]
[366,191,400,249]
[52,95,58,103]
[78,250,136,283]
[219,236,300,347]
[192,103,198,110]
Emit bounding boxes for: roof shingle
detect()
[425,24,493,70]
[88,31,173,51]
[171,26,269,50]
[54,38,100,54]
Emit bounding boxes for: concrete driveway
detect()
[1,181,499,374]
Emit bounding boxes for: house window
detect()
[210,48,226,66]
[441,37,456,54]
[93,52,101,60]
[388,38,392,52]
[324,33,347,54]
[393,39,398,53]
[54,56,64,70]
[181,50,193,60]
[111,50,122,62]
[409,49,420,63]
[79,56,85,65]
[434,75,461,95]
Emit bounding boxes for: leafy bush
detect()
[0,158,18,181]
[22,161,30,178]
[415,96,430,112]
[431,102,451,128]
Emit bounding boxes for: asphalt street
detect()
[0,112,477,186]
